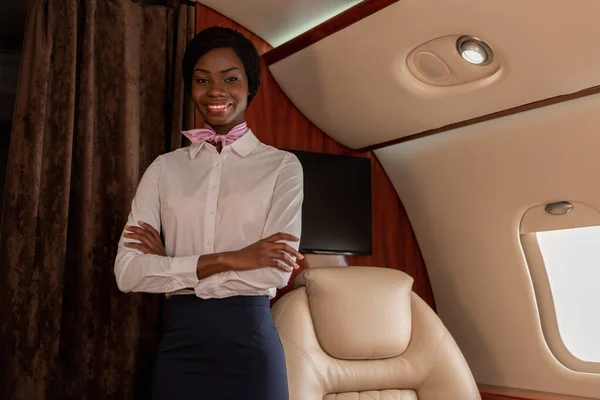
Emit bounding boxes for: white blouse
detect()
[114,130,303,299]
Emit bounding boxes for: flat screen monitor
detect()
[287,150,372,255]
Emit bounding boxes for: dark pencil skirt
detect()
[152,295,289,400]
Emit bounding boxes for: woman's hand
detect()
[123,221,167,256]
[224,233,304,273]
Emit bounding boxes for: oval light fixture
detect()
[545,201,574,216]
[456,36,493,66]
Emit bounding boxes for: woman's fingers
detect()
[262,233,304,261]
[267,242,303,260]
[125,225,152,240]
[280,252,300,270]
[124,222,167,256]
[139,221,162,243]
[271,262,293,272]
[268,251,299,270]
[264,232,300,244]
[124,242,151,253]
[269,259,294,272]
[123,230,154,247]
[125,225,160,248]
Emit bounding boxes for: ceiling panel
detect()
[194,0,363,47]
[269,0,600,149]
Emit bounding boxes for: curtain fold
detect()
[0,0,195,398]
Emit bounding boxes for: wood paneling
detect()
[479,385,597,400]
[263,0,401,66]
[195,3,434,308]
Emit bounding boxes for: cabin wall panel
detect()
[376,91,600,396]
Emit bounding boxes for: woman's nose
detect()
[207,82,226,97]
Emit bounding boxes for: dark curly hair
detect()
[182,27,261,105]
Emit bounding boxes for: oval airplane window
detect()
[520,201,600,373]
[537,226,600,362]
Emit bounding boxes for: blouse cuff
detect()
[170,255,201,288]
[194,270,231,299]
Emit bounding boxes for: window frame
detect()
[519,201,600,374]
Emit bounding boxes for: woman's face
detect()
[191,47,249,134]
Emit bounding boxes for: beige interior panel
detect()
[374,93,600,397]
[270,0,600,149]
[193,0,362,47]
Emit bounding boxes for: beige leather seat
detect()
[272,267,482,400]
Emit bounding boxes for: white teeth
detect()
[207,104,230,110]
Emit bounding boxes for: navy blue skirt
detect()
[152,295,289,400]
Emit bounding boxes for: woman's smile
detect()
[204,102,234,115]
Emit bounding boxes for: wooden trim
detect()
[263,0,400,66]
[479,385,597,400]
[357,84,600,152]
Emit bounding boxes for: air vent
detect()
[413,52,450,82]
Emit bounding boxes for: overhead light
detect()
[456,36,493,66]
[545,201,574,215]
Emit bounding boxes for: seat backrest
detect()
[272,267,482,400]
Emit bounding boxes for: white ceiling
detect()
[269,0,600,149]
[194,0,363,47]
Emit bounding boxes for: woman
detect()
[114,27,303,400]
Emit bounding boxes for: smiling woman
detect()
[114,26,303,400]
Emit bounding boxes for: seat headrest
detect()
[295,267,414,360]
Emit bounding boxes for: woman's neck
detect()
[208,120,246,135]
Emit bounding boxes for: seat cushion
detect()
[324,390,418,400]
[296,267,414,360]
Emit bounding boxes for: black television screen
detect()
[287,150,372,255]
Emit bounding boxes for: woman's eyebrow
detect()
[219,67,240,73]
[193,67,240,74]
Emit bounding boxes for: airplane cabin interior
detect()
[0,1,599,399]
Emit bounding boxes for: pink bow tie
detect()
[182,122,248,147]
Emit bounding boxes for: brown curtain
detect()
[0,0,195,398]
